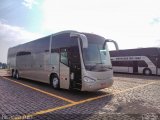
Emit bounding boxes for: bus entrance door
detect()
[133,61,138,73]
[59,48,70,89]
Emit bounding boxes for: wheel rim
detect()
[13,71,16,78]
[12,72,14,77]
[52,77,58,88]
[145,70,150,75]
[16,72,19,79]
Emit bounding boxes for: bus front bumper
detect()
[81,78,114,91]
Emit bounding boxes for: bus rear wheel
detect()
[143,68,151,75]
[51,75,59,89]
[15,70,19,79]
[12,70,16,78]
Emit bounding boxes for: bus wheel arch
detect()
[50,73,60,89]
[143,68,152,75]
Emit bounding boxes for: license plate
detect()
[101,83,106,87]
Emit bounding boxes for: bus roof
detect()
[9,30,106,50]
[110,47,160,57]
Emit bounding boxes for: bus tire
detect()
[11,70,14,78]
[12,70,16,78]
[50,75,60,89]
[143,68,152,75]
[15,70,19,79]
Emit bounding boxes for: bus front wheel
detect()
[143,68,152,75]
[51,75,60,89]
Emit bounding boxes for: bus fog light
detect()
[83,77,96,83]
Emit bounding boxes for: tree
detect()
[0,62,2,69]
[2,63,7,69]
[0,62,7,69]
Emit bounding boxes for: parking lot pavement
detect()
[0,77,70,119]
[0,69,9,77]
[0,74,160,120]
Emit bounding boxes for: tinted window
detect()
[8,36,50,59]
[68,47,80,63]
[157,57,160,68]
[148,56,157,67]
[51,33,78,52]
[27,36,50,53]
[112,60,149,67]
[138,61,148,67]
[112,61,133,67]
[16,51,31,56]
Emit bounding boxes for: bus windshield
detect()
[82,34,112,72]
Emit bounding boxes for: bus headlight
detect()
[83,76,96,83]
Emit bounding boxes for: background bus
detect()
[110,47,160,75]
[7,30,118,91]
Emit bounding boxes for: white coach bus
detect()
[7,30,118,91]
[110,48,160,75]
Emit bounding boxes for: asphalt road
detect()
[0,73,160,120]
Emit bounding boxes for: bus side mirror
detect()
[70,32,88,48]
[79,34,88,48]
[105,39,119,50]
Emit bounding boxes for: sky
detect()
[0,0,160,63]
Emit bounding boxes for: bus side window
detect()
[138,61,148,67]
[60,49,68,66]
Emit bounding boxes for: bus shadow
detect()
[8,77,113,102]
[113,73,160,80]
[6,77,118,120]
[63,90,112,102]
